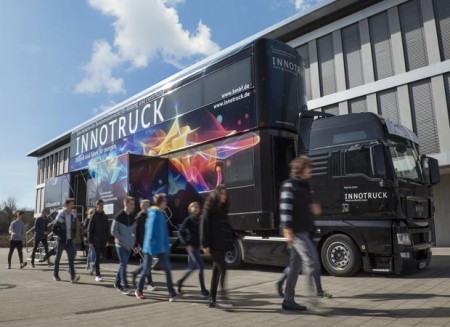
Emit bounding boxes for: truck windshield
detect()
[388,139,423,183]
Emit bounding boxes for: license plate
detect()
[419,261,426,269]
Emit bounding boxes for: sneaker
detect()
[53,275,61,281]
[177,281,183,294]
[317,290,333,298]
[135,290,145,300]
[7,265,11,269]
[114,282,123,292]
[200,290,210,297]
[20,262,27,269]
[95,276,103,282]
[169,293,178,302]
[121,288,132,295]
[282,302,307,311]
[208,300,217,308]
[276,281,284,298]
[31,263,35,268]
[71,276,80,283]
[147,283,156,291]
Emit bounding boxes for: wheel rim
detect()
[327,241,351,271]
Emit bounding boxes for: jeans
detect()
[279,258,323,293]
[284,232,322,304]
[8,240,24,265]
[137,253,175,296]
[94,246,106,277]
[53,239,76,278]
[31,238,50,265]
[178,247,207,292]
[132,256,153,285]
[210,250,227,302]
[115,246,131,288]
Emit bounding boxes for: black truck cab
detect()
[304,112,439,276]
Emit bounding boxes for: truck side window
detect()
[345,148,372,176]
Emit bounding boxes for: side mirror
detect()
[422,156,440,186]
[371,144,386,177]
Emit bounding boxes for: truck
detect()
[37,38,439,276]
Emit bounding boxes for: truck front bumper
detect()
[394,243,432,274]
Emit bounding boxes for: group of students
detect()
[7,155,332,313]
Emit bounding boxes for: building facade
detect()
[29,0,450,245]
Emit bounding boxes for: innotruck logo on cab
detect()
[345,192,388,202]
[272,56,301,75]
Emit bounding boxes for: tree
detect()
[0,197,18,224]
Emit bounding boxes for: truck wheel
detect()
[224,240,243,269]
[321,234,361,277]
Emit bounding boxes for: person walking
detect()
[201,185,236,309]
[135,194,177,301]
[7,211,27,269]
[131,199,155,291]
[31,208,51,267]
[88,199,110,282]
[279,155,330,314]
[276,264,332,298]
[177,202,209,297]
[111,196,136,294]
[52,199,80,282]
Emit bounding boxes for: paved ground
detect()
[0,247,450,327]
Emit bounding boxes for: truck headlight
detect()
[397,233,411,245]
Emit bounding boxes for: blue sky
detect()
[0,0,320,209]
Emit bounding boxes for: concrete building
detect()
[28,0,450,245]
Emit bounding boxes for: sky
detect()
[0,0,322,209]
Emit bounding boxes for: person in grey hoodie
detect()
[111,196,136,294]
[8,211,27,269]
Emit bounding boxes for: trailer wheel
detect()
[224,240,243,269]
[321,234,361,277]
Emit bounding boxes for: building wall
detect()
[34,145,70,215]
[433,174,450,246]
[287,0,450,245]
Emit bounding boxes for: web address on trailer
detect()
[213,91,251,109]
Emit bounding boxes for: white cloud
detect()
[75,0,220,95]
[75,40,125,94]
[295,0,305,10]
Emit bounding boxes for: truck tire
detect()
[224,240,243,269]
[321,234,361,277]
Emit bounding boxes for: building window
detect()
[433,0,450,61]
[322,103,339,116]
[342,23,364,89]
[348,96,367,113]
[409,79,440,154]
[377,88,399,123]
[369,11,394,80]
[317,33,336,96]
[399,0,428,71]
[296,44,312,100]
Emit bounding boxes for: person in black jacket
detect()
[131,199,155,291]
[177,202,209,297]
[31,208,51,267]
[88,199,110,282]
[279,156,330,315]
[52,198,80,283]
[202,185,236,309]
